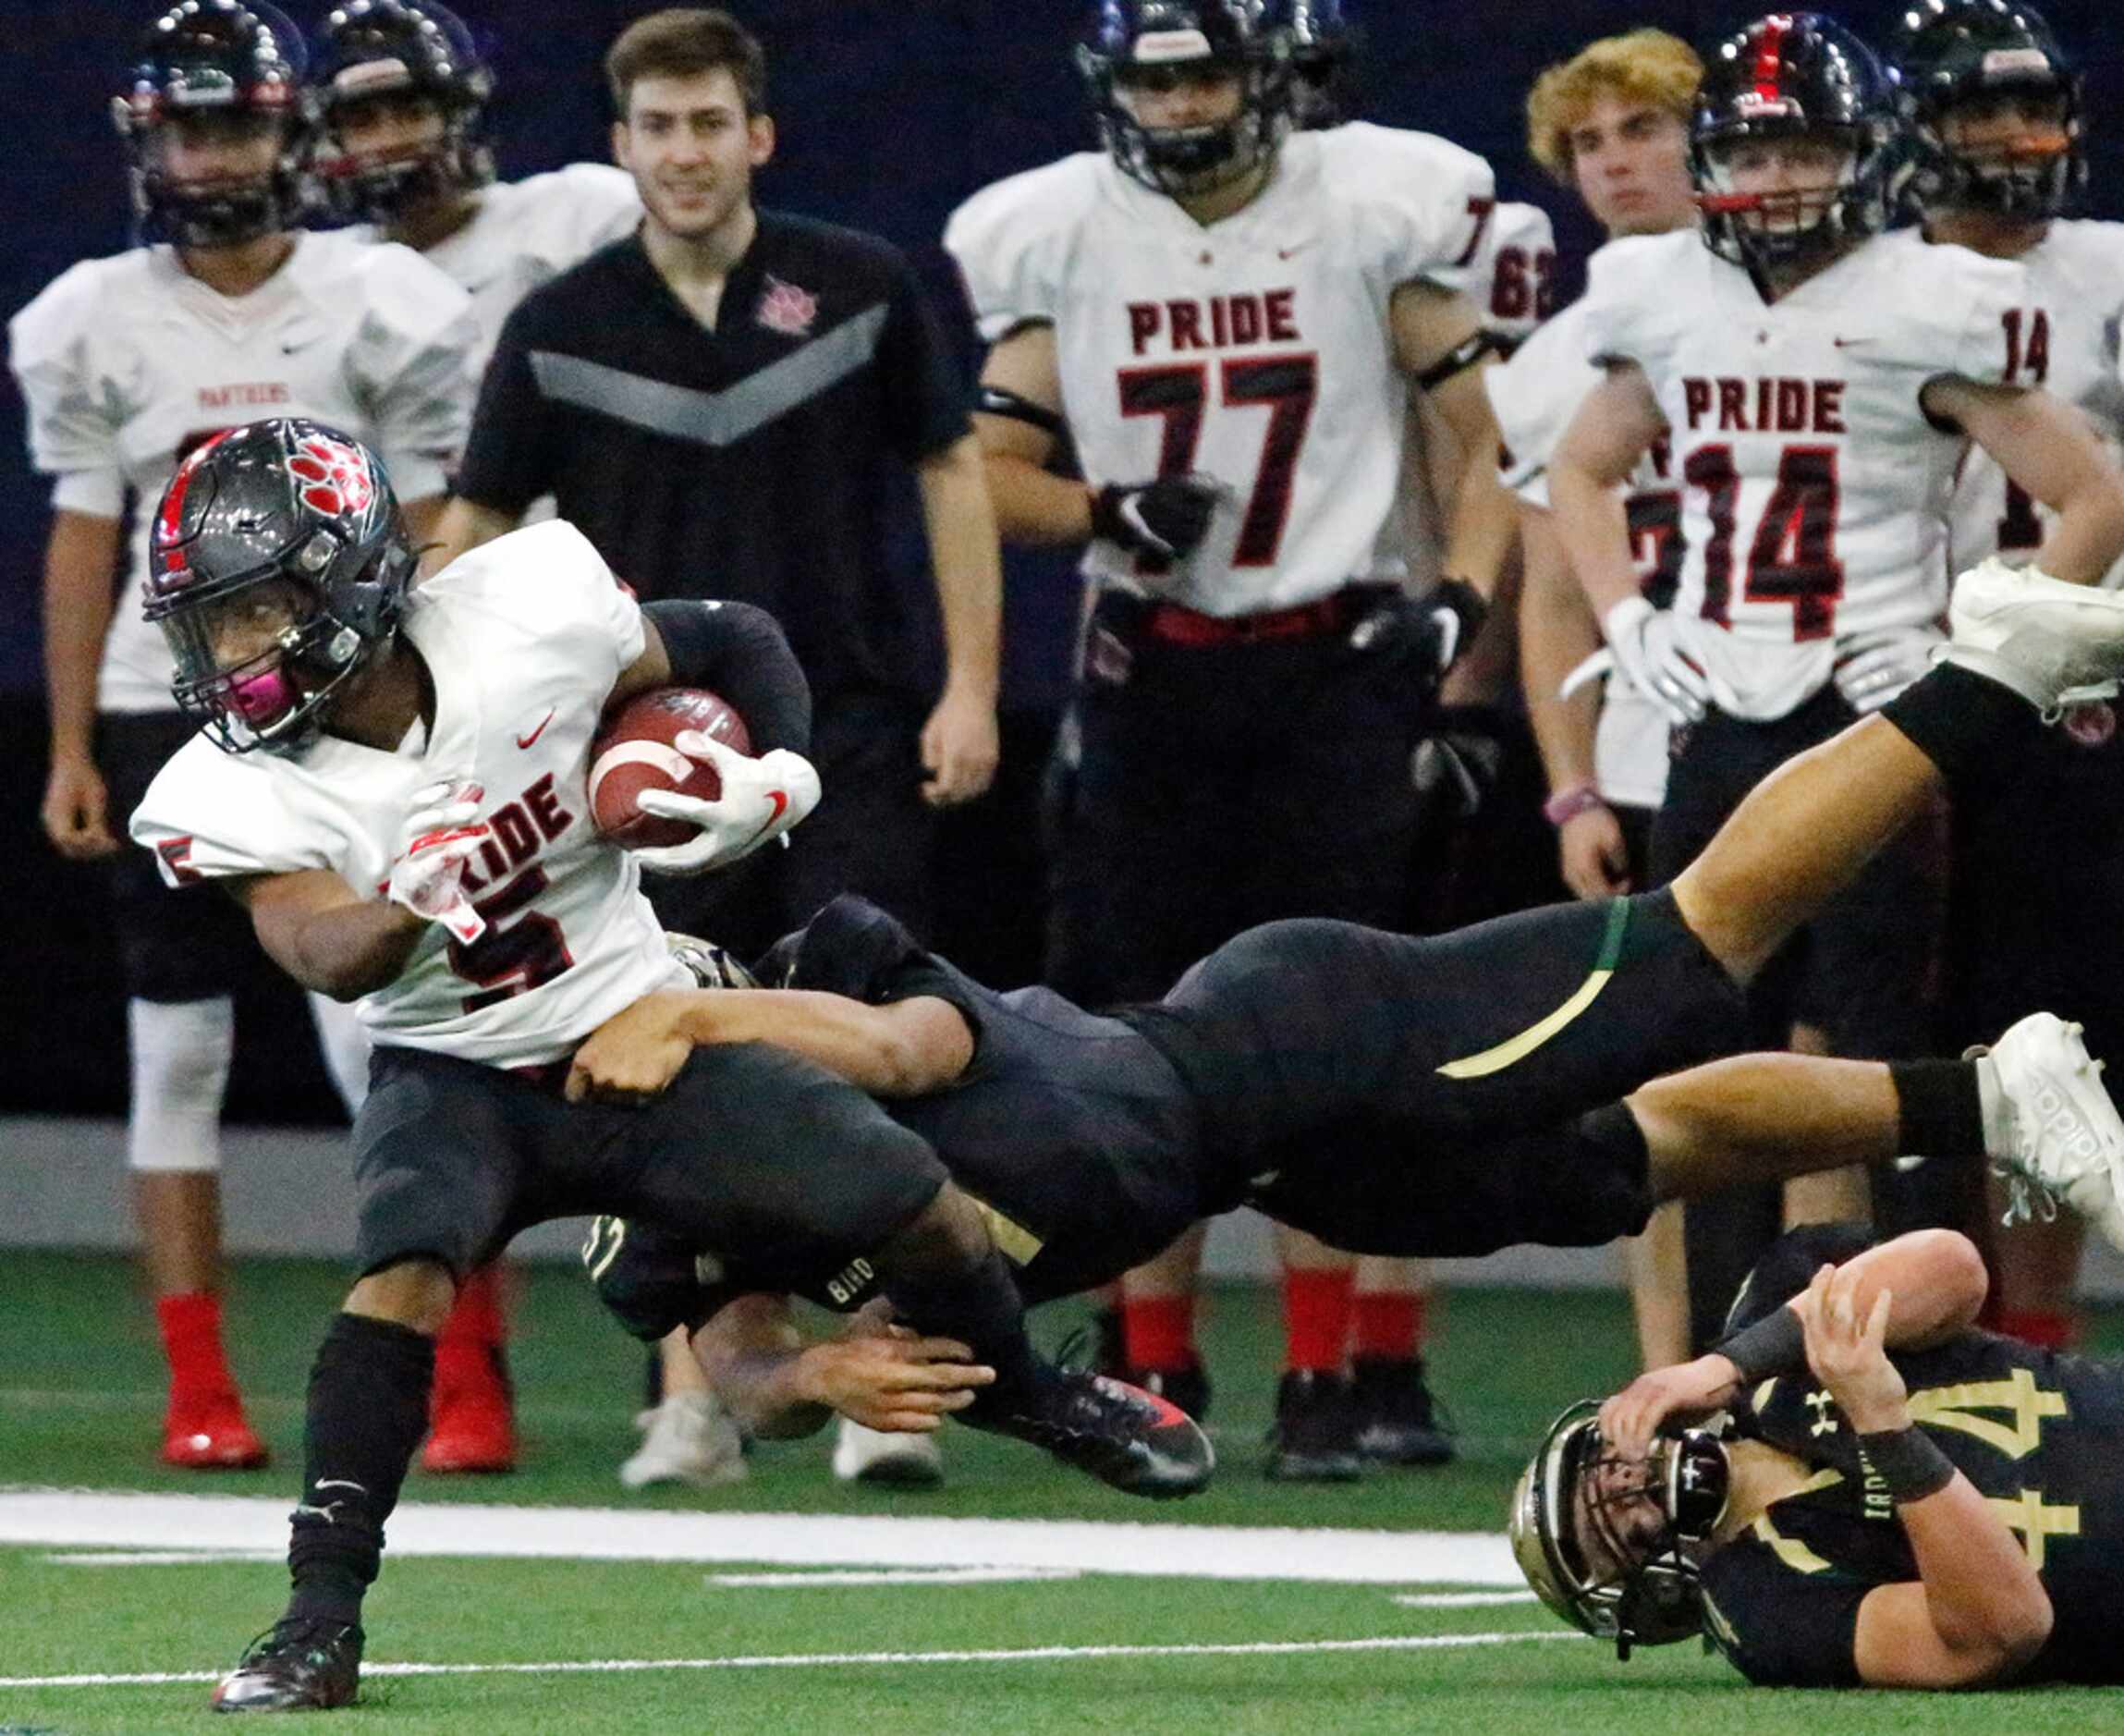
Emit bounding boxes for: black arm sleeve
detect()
[641,598,812,755]
[453,304,560,516]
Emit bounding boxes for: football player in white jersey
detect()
[1489,27,1704,1373]
[311,0,641,374]
[133,420,1207,1711]
[307,0,640,1476]
[6,0,475,1473]
[945,0,1511,1482]
[1548,11,2124,1355]
[1889,0,2124,1357]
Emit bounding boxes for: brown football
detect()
[588,687,752,850]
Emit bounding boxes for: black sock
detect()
[1888,1058,1987,1158]
[1880,663,2044,801]
[285,1312,434,1628]
[884,1248,1054,1418]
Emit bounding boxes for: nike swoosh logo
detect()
[1277,244,1312,260]
[1831,336,1872,348]
[516,709,555,750]
[746,790,789,848]
[313,1480,367,1494]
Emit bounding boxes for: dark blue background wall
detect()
[1,1,2117,1114]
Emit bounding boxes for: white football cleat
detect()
[618,1392,747,1490]
[1942,557,2124,716]
[1979,1012,2124,1250]
[832,1419,945,1487]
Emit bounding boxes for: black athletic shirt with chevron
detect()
[456,211,971,697]
[1697,1225,2124,1687]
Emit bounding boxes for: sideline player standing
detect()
[946,0,1513,1481]
[1889,0,2124,1352]
[1489,27,1703,1370]
[7,0,475,1471]
[1547,11,2124,1353]
[305,0,642,1475]
[129,421,1200,1712]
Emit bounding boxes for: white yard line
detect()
[0,1488,1520,1584]
[0,1631,1579,1691]
[43,1549,283,1566]
[704,1566,1084,1587]
[1392,1591,1540,1608]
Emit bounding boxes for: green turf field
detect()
[6,1250,2122,1731]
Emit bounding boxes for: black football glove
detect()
[1090,474,1221,561]
[1422,577,1489,678]
[1410,704,1508,823]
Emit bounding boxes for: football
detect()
[588,687,753,850]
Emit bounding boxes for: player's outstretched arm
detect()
[1931,378,2124,584]
[693,1294,995,1440]
[568,988,974,1104]
[238,867,433,1001]
[1794,1264,2052,1688]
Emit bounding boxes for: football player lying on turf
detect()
[1513,1219,2124,1688]
[128,420,1213,1716]
[574,561,2124,1431]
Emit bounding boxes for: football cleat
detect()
[832,1420,946,1487]
[978,1371,1213,1499]
[618,1392,748,1490]
[163,1393,269,1471]
[1122,1358,1214,1424]
[1264,1369,1363,1482]
[1351,1355,1457,1467]
[1941,558,2124,717]
[1979,1012,2124,1250]
[212,1618,362,1713]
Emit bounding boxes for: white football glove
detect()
[386,778,490,943]
[1834,623,1947,715]
[630,731,822,876]
[1602,594,1711,727]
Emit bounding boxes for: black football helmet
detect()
[312,0,494,224]
[1266,0,1360,131]
[1509,1400,1731,1660]
[145,419,416,754]
[1692,13,1899,278]
[113,0,311,248]
[1079,0,1292,196]
[1890,0,2083,220]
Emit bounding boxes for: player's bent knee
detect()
[346,1258,458,1335]
[126,996,235,1172]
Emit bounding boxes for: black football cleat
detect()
[984,1370,1214,1498]
[1123,1357,1214,1424]
[1351,1354,1458,1467]
[212,1618,363,1713]
[1264,1369,1363,1483]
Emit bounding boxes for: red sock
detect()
[1352,1290,1424,1363]
[1993,1306,2079,1351]
[1281,1267,1354,1374]
[1122,1294,1196,1373]
[156,1290,238,1404]
[433,1265,507,1395]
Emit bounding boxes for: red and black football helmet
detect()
[145,419,416,754]
[1692,13,1899,278]
[1266,0,1361,131]
[113,0,311,248]
[1890,0,2084,221]
[312,0,495,223]
[1079,0,1292,196]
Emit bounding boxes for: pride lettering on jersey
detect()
[1680,376,1847,436]
[456,772,577,896]
[196,382,292,411]
[1127,290,1300,356]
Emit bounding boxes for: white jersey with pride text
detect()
[130,522,686,1068]
[354,164,641,373]
[1917,222,2124,582]
[1488,281,1680,809]
[1579,228,2025,719]
[9,231,477,714]
[946,122,1494,615]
